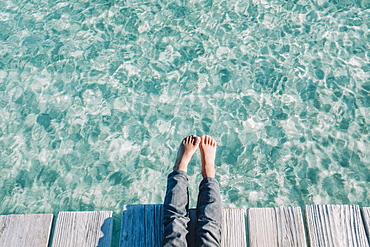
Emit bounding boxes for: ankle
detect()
[202,168,216,178]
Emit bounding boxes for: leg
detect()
[195,135,222,247]
[163,170,190,246]
[163,135,200,246]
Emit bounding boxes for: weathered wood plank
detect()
[145,204,164,246]
[121,204,163,247]
[248,207,306,247]
[305,204,369,247]
[0,214,53,247]
[121,204,246,247]
[221,208,246,247]
[361,207,370,241]
[52,211,113,247]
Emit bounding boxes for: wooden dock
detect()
[1,204,370,246]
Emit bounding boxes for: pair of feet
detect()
[174,135,216,178]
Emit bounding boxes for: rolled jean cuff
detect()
[200,177,219,186]
[168,170,188,179]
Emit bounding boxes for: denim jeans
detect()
[163,170,222,247]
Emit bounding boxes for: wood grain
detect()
[248,207,307,247]
[361,207,370,242]
[120,204,163,247]
[221,208,246,247]
[52,211,113,247]
[0,214,53,247]
[305,204,369,247]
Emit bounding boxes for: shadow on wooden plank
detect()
[120,204,163,247]
[98,216,114,247]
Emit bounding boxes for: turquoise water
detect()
[1,0,370,243]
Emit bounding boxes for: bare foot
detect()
[173,135,200,172]
[199,135,217,178]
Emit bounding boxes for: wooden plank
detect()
[52,211,113,247]
[305,204,369,247]
[361,207,370,241]
[145,204,163,246]
[121,204,163,247]
[221,208,246,247]
[0,214,53,247]
[248,207,307,247]
[121,204,246,247]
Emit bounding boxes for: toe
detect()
[193,136,200,145]
[205,135,210,144]
[200,135,206,143]
[211,138,216,146]
[187,135,192,144]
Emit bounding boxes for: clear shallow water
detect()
[0,0,370,242]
